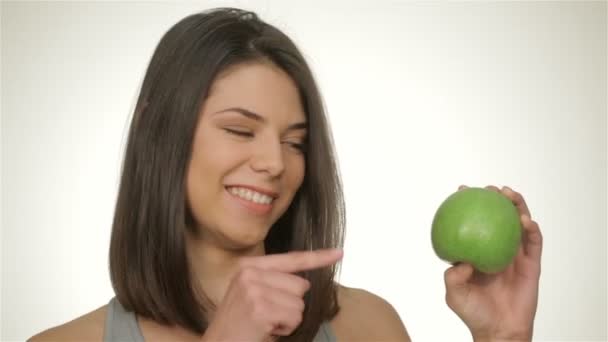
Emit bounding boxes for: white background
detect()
[2,1,607,341]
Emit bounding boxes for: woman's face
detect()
[186,61,307,250]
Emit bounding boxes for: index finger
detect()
[240,248,343,273]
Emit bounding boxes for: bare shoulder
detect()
[28,304,107,342]
[331,283,411,341]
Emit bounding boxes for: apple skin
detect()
[431,187,522,274]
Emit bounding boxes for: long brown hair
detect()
[109,7,345,341]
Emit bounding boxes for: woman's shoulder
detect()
[28,303,107,342]
[27,287,410,341]
[332,283,411,341]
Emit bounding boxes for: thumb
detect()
[444,263,474,295]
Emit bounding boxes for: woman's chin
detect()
[220,228,268,251]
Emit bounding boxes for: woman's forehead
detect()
[203,62,306,122]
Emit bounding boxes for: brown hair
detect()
[109,7,345,341]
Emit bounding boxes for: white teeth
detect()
[228,187,273,205]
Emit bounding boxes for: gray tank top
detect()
[103,297,337,342]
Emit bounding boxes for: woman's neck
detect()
[186,233,266,308]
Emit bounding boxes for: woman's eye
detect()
[224,128,306,154]
[224,128,253,137]
[286,142,306,154]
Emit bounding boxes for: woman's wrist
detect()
[474,339,528,342]
[473,339,530,342]
[472,332,532,342]
[471,323,533,342]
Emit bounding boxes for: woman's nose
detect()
[250,138,285,177]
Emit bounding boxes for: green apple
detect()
[431,187,522,274]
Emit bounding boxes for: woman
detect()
[30,7,543,342]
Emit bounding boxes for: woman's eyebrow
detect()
[213,107,307,131]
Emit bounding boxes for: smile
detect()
[226,186,275,204]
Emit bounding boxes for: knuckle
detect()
[536,229,544,241]
[443,268,452,279]
[251,296,270,317]
[505,186,523,201]
[296,299,306,313]
[444,293,454,309]
[246,283,263,301]
[292,312,304,326]
[259,320,276,335]
[298,279,311,295]
[487,185,501,193]
[283,313,303,335]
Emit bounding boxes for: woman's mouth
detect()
[225,186,275,215]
